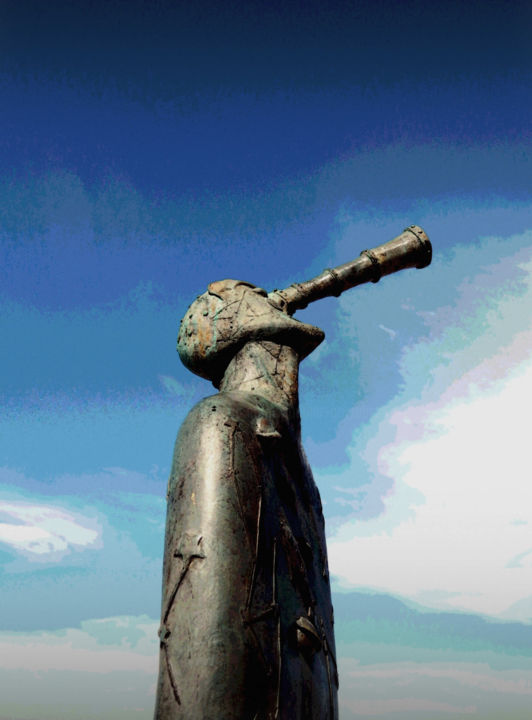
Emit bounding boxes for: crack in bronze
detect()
[158,533,205,707]
[228,423,255,555]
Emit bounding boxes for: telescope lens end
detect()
[405,225,432,269]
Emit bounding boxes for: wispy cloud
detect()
[0,500,101,560]
[157,374,192,399]
[378,324,397,341]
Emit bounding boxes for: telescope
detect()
[268,225,431,314]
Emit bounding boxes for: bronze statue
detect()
[154,226,432,719]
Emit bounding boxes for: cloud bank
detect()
[339,657,532,719]
[1,608,531,720]
[0,616,157,720]
[325,228,532,620]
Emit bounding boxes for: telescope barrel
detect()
[268,225,431,314]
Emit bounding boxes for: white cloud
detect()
[326,235,532,620]
[0,500,101,560]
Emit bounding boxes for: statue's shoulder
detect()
[180,390,267,435]
[172,392,271,480]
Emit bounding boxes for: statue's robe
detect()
[154,390,338,720]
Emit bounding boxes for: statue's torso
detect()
[155,391,338,720]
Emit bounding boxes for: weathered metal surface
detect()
[154,382,338,718]
[177,280,324,387]
[268,225,431,313]
[154,227,431,719]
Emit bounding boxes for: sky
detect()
[1,1,532,718]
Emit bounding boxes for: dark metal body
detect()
[155,390,338,719]
[154,226,431,719]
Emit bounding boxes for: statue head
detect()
[177,279,324,387]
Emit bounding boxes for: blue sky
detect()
[1,1,532,718]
